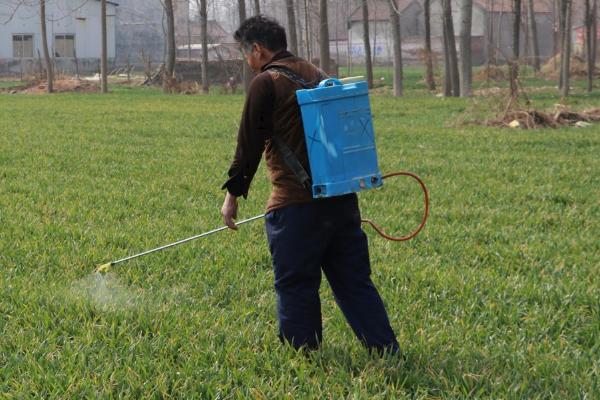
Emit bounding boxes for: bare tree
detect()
[187,4,192,60]
[161,0,176,91]
[557,0,565,88]
[304,0,312,61]
[362,0,374,88]
[442,0,459,96]
[560,0,572,96]
[195,0,209,93]
[372,3,378,65]
[593,0,598,67]
[101,0,108,93]
[319,0,330,73]
[296,0,306,58]
[40,0,53,93]
[526,0,540,72]
[442,28,451,95]
[496,0,508,65]
[594,0,598,64]
[254,0,261,14]
[239,0,251,93]
[333,0,341,67]
[459,0,473,97]
[585,0,594,92]
[486,0,496,67]
[424,0,435,90]
[510,0,521,98]
[286,0,299,54]
[389,0,403,96]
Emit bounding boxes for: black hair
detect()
[234,15,287,53]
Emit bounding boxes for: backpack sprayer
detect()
[96,76,429,274]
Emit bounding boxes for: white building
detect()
[0,0,117,75]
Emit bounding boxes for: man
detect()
[221,15,398,354]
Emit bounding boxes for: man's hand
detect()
[221,191,239,230]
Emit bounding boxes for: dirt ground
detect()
[541,54,599,79]
[0,79,100,94]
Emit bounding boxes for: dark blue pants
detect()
[265,194,399,353]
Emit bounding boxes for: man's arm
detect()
[221,72,275,227]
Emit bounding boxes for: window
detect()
[54,34,75,57]
[12,34,34,58]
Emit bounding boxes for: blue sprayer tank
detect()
[296,78,383,198]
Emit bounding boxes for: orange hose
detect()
[361,171,430,242]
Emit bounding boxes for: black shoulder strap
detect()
[265,65,325,89]
[271,135,312,189]
[264,65,326,190]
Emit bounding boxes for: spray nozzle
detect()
[96,262,113,274]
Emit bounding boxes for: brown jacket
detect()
[222,51,325,212]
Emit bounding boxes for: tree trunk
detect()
[101,0,108,93]
[296,0,305,57]
[389,0,403,96]
[40,0,53,93]
[459,0,473,97]
[347,17,353,75]
[334,1,340,67]
[199,0,209,93]
[442,0,460,96]
[424,0,436,90]
[187,5,192,60]
[585,0,593,92]
[286,0,299,54]
[442,19,452,96]
[496,1,505,65]
[362,1,374,88]
[510,0,521,98]
[561,0,572,97]
[523,1,530,66]
[553,0,558,71]
[304,0,311,61]
[527,0,540,72]
[319,0,330,73]
[558,0,565,88]
[372,9,378,65]
[486,0,495,66]
[238,0,251,93]
[163,0,176,90]
[254,0,261,14]
[593,0,598,67]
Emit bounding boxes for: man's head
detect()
[234,15,287,71]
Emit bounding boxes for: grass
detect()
[0,80,24,89]
[1,81,599,398]
[339,64,600,92]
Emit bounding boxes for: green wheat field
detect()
[1,80,599,398]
